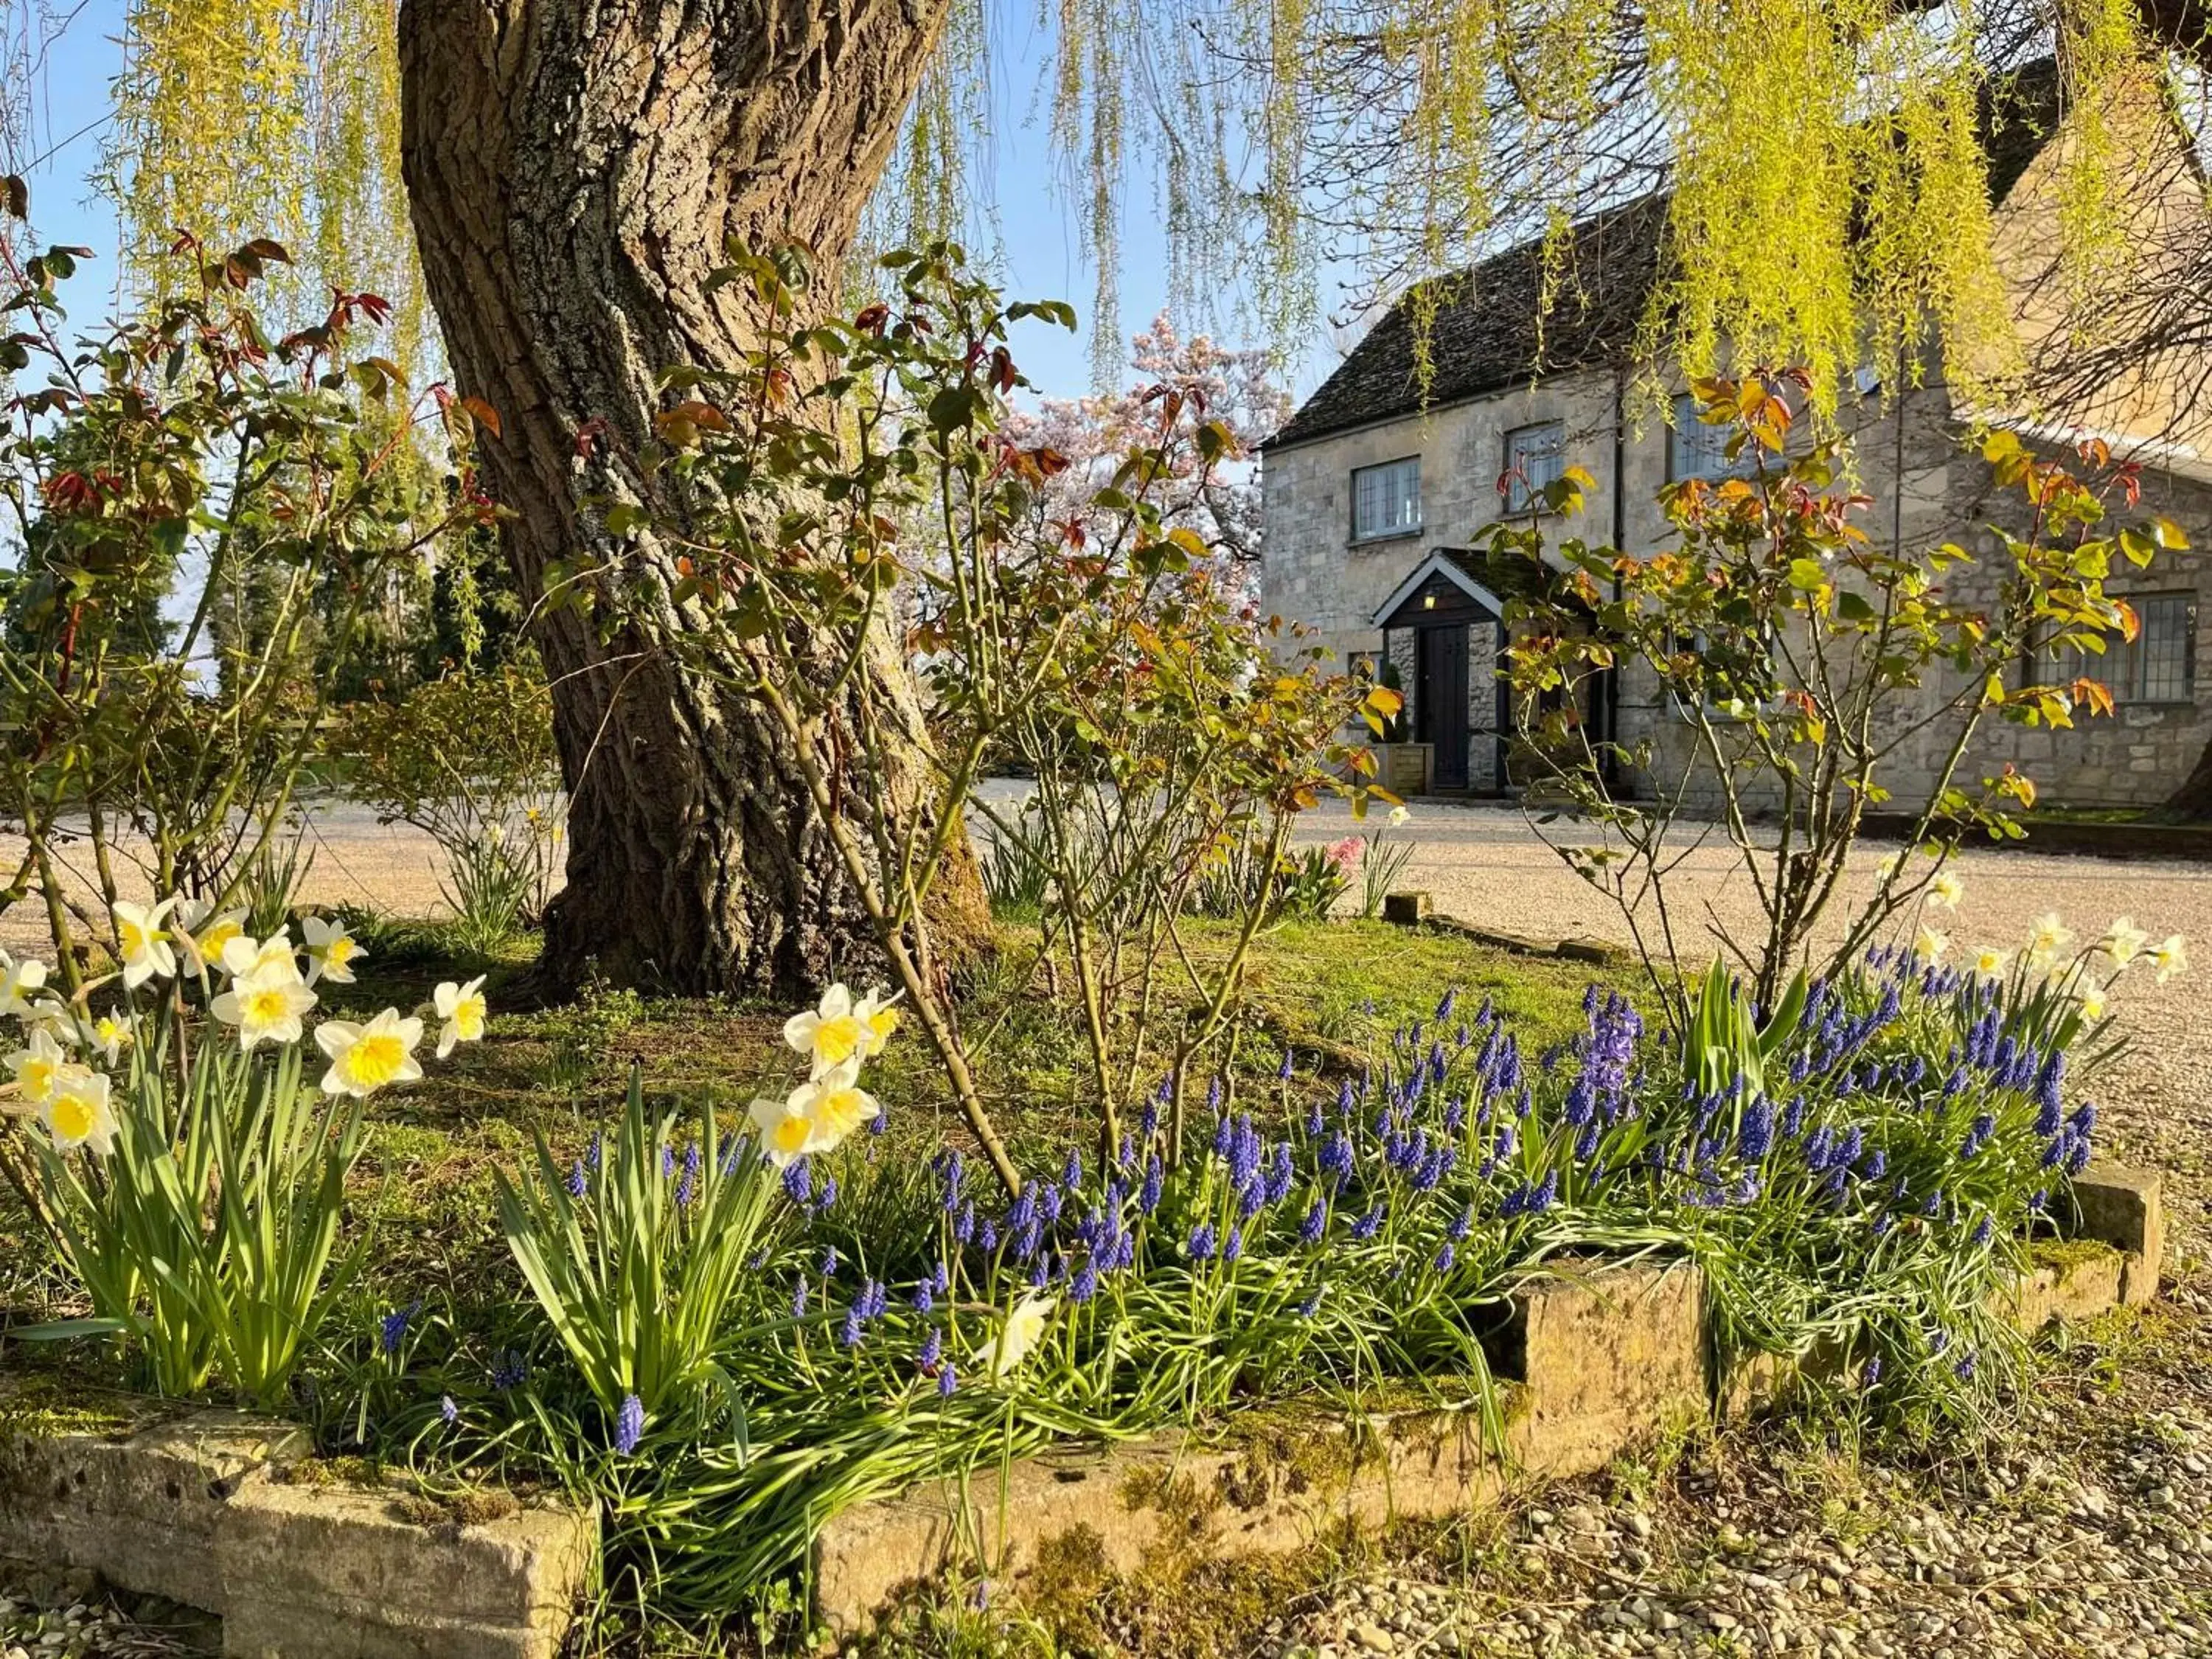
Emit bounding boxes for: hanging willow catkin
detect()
[19,0,2174,409]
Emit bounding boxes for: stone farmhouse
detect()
[1258,62,2212,808]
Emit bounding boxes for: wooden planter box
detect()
[1377,742,1433,796]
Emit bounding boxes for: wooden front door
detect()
[1418,624,1470,790]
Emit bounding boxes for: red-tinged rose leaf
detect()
[459,396,501,440]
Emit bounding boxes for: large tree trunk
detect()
[395,0,989,999]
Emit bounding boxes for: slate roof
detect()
[1266,59,2068,453]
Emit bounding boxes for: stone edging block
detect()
[0,1382,593,1659]
[813,1259,1702,1628]
[2067,1164,2163,1304]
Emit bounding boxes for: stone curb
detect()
[0,1390,594,1659]
[811,1163,2162,1632]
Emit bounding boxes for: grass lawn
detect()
[0,912,1631,1361]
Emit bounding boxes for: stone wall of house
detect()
[1259,365,1630,672]
[1265,370,2212,810]
[1607,392,2212,813]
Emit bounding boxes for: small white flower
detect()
[43,1067,118,1157]
[88,1012,132,1065]
[990,1291,1057,1380]
[301,915,364,986]
[0,951,48,1018]
[111,900,177,990]
[2076,981,2110,1021]
[4,1028,69,1105]
[1388,804,1411,828]
[1913,925,1950,964]
[316,1008,425,1097]
[786,1059,881,1154]
[852,987,901,1060]
[21,996,77,1048]
[2148,934,2188,984]
[431,976,488,1059]
[1970,946,2008,980]
[2099,917,2149,967]
[1925,872,1964,909]
[210,964,319,1051]
[173,901,246,977]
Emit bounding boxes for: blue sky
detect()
[6,3,1348,406]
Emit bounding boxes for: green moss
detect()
[1026,1522,1112,1616]
[0,1374,156,1442]
[274,1453,386,1489]
[2030,1237,2121,1276]
[392,1486,521,1529]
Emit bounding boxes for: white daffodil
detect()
[2023,911,2072,968]
[316,1008,425,1097]
[219,928,300,981]
[43,1068,118,1157]
[4,1028,69,1105]
[173,901,247,977]
[2149,934,2188,984]
[111,900,178,990]
[2098,917,2149,968]
[88,1012,133,1066]
[2076,981,2110,1022]
[210,962,319,1051]
[990,1292,1057,1380]
[785,1059,881,1154]
[852,987,902,1061]
[1926,871,1964,909]
[431,976,488,1059]
[301,915,365,986]
[0,951,48,1018]
[1913,925,1950,964]
[747,1093,821,1167]
[21,996,78,1048]
[1970,946,2008,980]
[783,984,873,1076]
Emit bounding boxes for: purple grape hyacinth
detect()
[613,1394,645,1456]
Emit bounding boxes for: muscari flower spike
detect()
[613,1394,645,1456]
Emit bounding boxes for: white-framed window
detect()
[1668,392,1747,483]
[1351,456,1422,541]
[2076,593,2198,705]
[1503,421,1565,512]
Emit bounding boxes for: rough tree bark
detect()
[394,0,990,999]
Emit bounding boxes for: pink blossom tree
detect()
[1000,314,1291,594]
